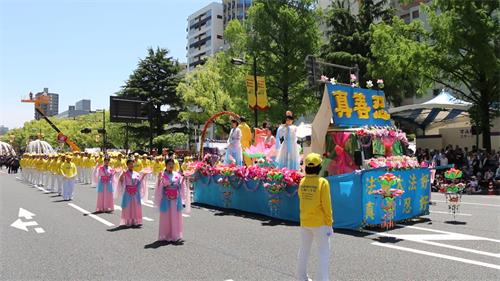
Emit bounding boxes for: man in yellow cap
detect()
[297,153,333,281]
[60,155,77,200]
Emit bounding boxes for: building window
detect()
[400,13,410,23]
[217,15,222,19]
[412,10,419,19]
[217,35,223,39]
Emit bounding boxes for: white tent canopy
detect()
[389,90,471,130]
[26,140,55,154]
[0,141,16,156]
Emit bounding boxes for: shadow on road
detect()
[107,225,142,232]
[144,240,185,249]
[192,203,299,227]
[52,199,69,203]
[372,236,404,244]
[444,220,467,225]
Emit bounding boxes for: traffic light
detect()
[80,128,91,134]
[305,55,320,88]
[97,129,106,134]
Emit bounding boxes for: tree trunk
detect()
[479,91,492,152]
[155,104,162,137]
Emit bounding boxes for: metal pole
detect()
[148,102,153,152]
[102,110,106,153]
[125,123,129,155]
[253,56,258,128]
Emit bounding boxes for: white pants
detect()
[77,167,83,182]
[298,226,332,281]
[43,172,51,188]
[85,167,92,184]
[56,175,64,195]
[62,178,75,200]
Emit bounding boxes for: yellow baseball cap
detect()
[304,153,322,167]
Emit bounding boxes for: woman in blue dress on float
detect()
[276,111,301,170]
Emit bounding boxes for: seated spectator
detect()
[484,169,494,182]
[495,166,500,180]
[468,177,481,193]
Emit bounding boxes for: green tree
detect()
[153,133,188,150]
[246,0,321,120]
[371,0,499,151]
[2,112,150,152]
[177,20,251,130]
[121,47,183,140]
[322,0,395,98]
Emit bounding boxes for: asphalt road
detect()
[1,169,499,281]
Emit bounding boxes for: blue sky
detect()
[0,0,215,129]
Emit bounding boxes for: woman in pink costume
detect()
[117,158,146,227]
[95,155,115,213]
[154,158,189,242]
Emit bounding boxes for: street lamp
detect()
[231,57,259,128]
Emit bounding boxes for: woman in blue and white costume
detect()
[276,113,301,170]
[224,119,243,166]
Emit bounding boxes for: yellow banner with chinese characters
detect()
[246,75,269,110]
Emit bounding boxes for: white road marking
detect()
[0,170,7,174]
[34,185,50,193]
[364,229,500,258]
[372,242,500,270]
[433,200,500,207]
[10,219,38,231]
[396,225,500,243]
[34,227,45,234]
[68,203,115,227]
[430,210,472,216]
[114,205,122,210]
[142,202,155,208]
[142,217,154,222]
[18,208,36,219]
[182,214,190,217]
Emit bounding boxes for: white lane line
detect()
[364,229,500,258]
[430,210,472,216]
[0,170,7,174]
[433,200,500,207]
[142,202,155,208]
[396,225,500,243]
[372,242,500,270]
[68,203,115,227]
[34,185,50,193]
[34,227,45,234]
[114,205,122,210]
[415,240,500,258]
[142,217,154,222]
[182,214,190,217]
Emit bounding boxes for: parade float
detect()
[188,78,430,230]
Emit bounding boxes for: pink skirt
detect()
[158,201,183,241]
[120,198,142,226]
[96,189,114,212]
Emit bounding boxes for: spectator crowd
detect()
[415,145,500,194]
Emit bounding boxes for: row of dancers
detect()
[20,153,190,242]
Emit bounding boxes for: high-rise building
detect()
[34,88,59,120]
[0,125,8,135]
[57,99,92,118]
[186,2,224,71]
[75,99,91,111]
[222,0,252,28]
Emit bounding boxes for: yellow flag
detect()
[246,75,269,110]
